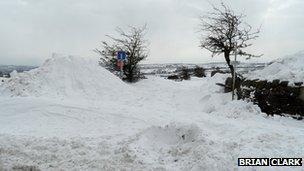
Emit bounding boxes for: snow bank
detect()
[125,123,241,170]
[247,51,304,85]
[135,123,201,146]
[1,55,127,99]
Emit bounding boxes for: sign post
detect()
[232,48,237,100]
[117,50,127,78]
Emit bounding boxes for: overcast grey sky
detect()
[0,0,303,65]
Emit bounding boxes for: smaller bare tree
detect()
[180,66,190,80]
[193,66,206,78]
[95,25,148,83]
[199,3,261,98]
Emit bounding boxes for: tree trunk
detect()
[224,50,234,79]
[127,65,132,82]
[224,50,235,100]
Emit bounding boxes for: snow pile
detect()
[1,55,128,99]
[124,123,240,170]
[218,100,262,119]
[247,50,304,84]
[135,123,201,146]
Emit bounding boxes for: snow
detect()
[0,77,6,86]
[0,55,303,171]
[246,50,304,85]
[1,55,129,100]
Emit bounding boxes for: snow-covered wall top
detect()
[246,51,304,85]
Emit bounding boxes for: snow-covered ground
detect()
[0,55,303,171]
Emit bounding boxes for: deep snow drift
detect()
[246,50,304,85]
[1,55,128,99]
[0,54,303,171]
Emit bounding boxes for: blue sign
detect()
[117,51,126,60]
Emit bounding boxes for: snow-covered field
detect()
[0,55,303,171]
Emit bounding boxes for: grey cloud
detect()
[0,0,303,65]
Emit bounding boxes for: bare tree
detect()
[180,66,190,80]
[95,25,148,83]
[199,3,261,80]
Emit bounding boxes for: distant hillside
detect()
[0,62,268,78]
[0,65,37,77]
[139,62,268,76]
